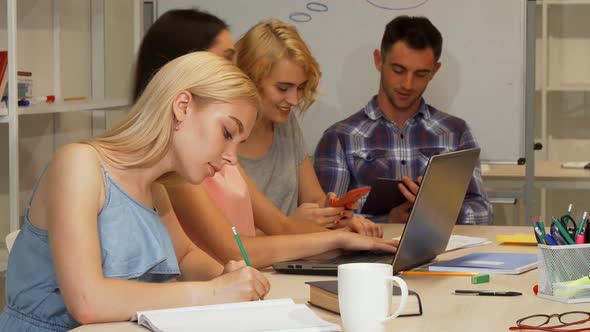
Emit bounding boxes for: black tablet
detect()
[360,178,406,215]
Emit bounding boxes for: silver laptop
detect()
[273,148,481,275]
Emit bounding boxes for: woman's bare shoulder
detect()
[45,143,104,186]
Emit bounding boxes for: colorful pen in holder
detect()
[532,221,545,245]
[575,212,587,244]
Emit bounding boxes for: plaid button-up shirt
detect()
[313,96,492,224]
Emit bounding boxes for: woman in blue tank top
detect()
[0,52,269,331]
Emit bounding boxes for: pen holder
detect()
[537,243,590,303]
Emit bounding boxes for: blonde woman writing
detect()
[0,52,269,331]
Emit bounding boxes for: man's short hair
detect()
[380,15,443,61]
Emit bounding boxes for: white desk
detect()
[73,225,587,332]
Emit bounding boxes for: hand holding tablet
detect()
[361,178,407,215]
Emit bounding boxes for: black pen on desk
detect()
[452,290,522,296]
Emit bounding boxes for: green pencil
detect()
[231,226,251,266]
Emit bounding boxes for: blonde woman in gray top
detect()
[235,19,373,228]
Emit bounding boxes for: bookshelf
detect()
[1,0,140,233]
[536,0,590,160]
[534,0,590,221]
[0,99,129,120]
[538,0,590,220]
[459,1,590,225]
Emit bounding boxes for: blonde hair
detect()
[235,19,320,112]
[84,52,258,170]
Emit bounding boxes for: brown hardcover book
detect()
[306,280,423,317]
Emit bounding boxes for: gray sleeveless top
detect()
[0,161,180,331]
[239,112,308,215]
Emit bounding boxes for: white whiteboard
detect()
[159,0,527,162]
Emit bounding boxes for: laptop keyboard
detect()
[325,251,395,264]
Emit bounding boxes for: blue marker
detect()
[544,234,558,246]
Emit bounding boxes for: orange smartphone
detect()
[330,186,371,208]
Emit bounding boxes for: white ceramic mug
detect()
[338,263,408,332]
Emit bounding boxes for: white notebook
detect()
[444,235,491,252]
[394,234,490,252]
[131,298,341,332]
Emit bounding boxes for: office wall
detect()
[160,0,528,163]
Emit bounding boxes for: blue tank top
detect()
[0,161,180,331]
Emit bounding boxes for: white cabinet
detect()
[0,0,139,235]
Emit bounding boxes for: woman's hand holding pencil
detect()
[211,260,271,302]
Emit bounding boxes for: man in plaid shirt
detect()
[313,16,492,224]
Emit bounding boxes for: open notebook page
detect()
[132,298,340,332]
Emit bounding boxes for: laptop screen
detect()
[392,148,480,273]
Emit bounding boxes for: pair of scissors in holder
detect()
[551,215,576,245]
